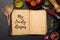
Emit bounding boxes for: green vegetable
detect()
[44,1,50,6]
[51,19,55,29]
[14,0,24,8]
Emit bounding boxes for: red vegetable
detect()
[26,0,31,3]
[30,1,37,7]
[36,0,42,4]
[25,0,43,8]
[44,35,50,40]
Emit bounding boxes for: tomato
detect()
[26,0,31,3]
[30,1,37,7]
[36,0,42,4]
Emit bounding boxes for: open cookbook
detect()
[11,10,47,35]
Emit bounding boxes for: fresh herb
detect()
[44,1,50,6]
[51,19,55,29]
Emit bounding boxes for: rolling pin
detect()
[49,0,60,13]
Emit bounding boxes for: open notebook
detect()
[11,10,47,35]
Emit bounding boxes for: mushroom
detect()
[2,5,13,26]
[49,0,60,13]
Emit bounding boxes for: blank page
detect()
[30,10,47,35]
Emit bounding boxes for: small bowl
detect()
[50,32,59,40]
[25,0,44,10]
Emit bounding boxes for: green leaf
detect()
[44,1,50,6]
[51,19,55,29]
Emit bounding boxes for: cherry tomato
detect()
[36,0,42,4]
[26,0,31,3]
[30,1,37,7]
